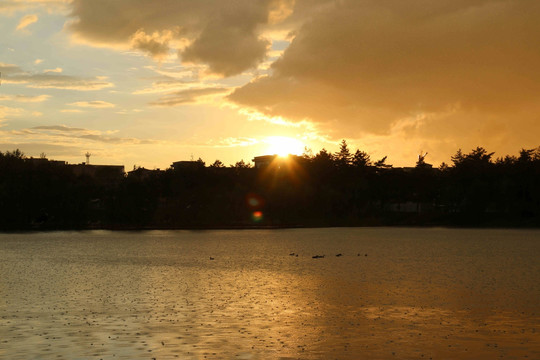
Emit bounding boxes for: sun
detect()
[264,136,304,157]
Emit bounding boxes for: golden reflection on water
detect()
[0,228,539,359]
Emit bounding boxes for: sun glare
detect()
[265,136,304,157]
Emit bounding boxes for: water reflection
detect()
[0,228,539,359]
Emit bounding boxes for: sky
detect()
[1,0,539,170]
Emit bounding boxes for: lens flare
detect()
[246,193,264,209]
[252,211,263,222]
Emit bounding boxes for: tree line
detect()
[0,143,539,230]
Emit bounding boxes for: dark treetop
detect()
[1,144,539,230]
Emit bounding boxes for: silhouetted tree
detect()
[416,152,430,168]
[352,150,371,168]
[439,162,449,171]
[496,155,517,166]
[452,147,494,168]
[210,159,225,168]
[518,148,535,163]
[233,160,252,168]
[335,139,352,167]
[313,148,334,166]
[374,156,391,168]
[5,148,25,159]
[302,146,314,160]
[196,157,205,167]
[534,147,540,161]
[451,149,465,165]
[447,147,497,220]
[1,145,539,230]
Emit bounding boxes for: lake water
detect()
[1,228,539,359]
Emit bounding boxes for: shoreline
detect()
[2,220,539,233]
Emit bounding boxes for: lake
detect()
[1,228,539,359]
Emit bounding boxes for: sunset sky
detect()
[1,0,539,169]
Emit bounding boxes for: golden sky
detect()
[1,0,539,169]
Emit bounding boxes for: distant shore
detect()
[1,146,539,232]
[4,218,539,232]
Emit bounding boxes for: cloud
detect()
[206,137,259,148]
[67,100,115,108]
[150,87,230,106]
[60,109,83,113]
[67,0,297,76]
[0,62,23,75]
[75,134,159,145]
[0,143,82,157]
[29,125,159,145]
[229,0,540,150]
[0,94,50,102]
[179,6,270,77]
[16,14,38,32]
[5,73,114,90]
[0,105,24,120]
[1,63,113,90]
[34,59,43,65]
[268,0,295,24]
[0,105,49,124]
[0,0,69,15]
[130,29,175,60]
[32,125,90,132]
[143,64,199,80]
[132,77,192,95]
[44,67,62,73]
